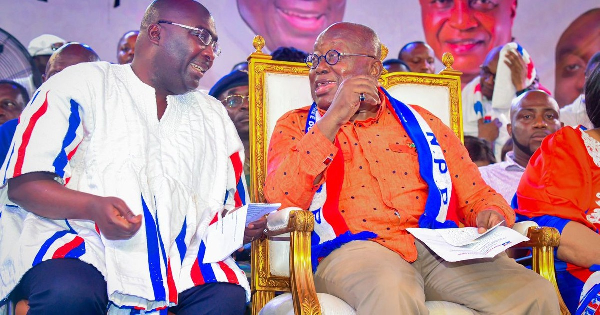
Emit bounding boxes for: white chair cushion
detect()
[259,293,355,315]
[512,220,539,236]
[259,293,475,315]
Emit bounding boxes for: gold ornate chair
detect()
[248,36,568,315]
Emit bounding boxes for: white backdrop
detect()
[0,0,598,93]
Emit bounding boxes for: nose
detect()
[200,44,216,62]
[448,0,479,31]
[313,56,330,74]
[533,115,548,128]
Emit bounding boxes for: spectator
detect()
[116,30,139,64]
[27,34,66,85]
[398,41,435,74]
[383,58,410,73]
[479,90,562,203]
[0,80,29,126]
[271,46,309,63]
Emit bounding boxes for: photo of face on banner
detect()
[554,8,600,108]
[237,0,346,52]
[418,0,517,86]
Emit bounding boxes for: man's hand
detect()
[476,209,506,234]
[504,50,528,92]
[89,196,142,240]
[318,75,380,141]
[243,215,267,244]
[477,117,501,143]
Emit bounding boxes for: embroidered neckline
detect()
[581,131,600,168]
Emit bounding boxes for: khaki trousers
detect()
[314,240,559,314]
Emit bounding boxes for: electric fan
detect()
[0,28,41,97]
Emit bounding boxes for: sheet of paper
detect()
[407,226,528,262]
[438,221,504,246]
[246,203,280,226]
[203,206,247,264]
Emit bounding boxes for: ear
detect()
[370,60,383,78]
[510,0,518,19]
[507,123,512,137]
[148,24,161,45]
[42,73,46,82]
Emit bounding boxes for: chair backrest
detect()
[248,35,462,314]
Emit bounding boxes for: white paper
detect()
[438,221,504,246]
[202,203,281,264]
[407,226,528,262]
[246,203,280,226]
[202,206,247,264]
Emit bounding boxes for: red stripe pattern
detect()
[14,91,50,176]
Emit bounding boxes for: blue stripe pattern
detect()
[64,241,86,259]
[32,230,70,266]
[154,198,168,273]
[236,179,246,205]
[175,219,187,263]
[3,145,15,185]
[52,99,81,178]
[142,195,166,301]
[383,88,457,229]
[197,241,216,282]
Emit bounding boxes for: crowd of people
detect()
[0,0,600,314]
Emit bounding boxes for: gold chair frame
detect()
[247,35,568,315]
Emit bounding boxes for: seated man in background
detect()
[397,41,435,74]
[27,34,66,85]
[462,43,537,160]
[516,64,600,313]
[480,90,562,204]
[382,58,410,73]
[265,21,559,314]
[560,52,600,130]
[0,80,29,126]
[116,30,139,65]
[0,42,100,167]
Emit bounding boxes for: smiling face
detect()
[117,31,139,64]
[153,5,217,95]
[0,83,26,125]
[399,42,435,74]
[309,24,380,110]
[554,9,600,108]
[419,0,516,82]
[237,0,346,52]
[508,91,562,157]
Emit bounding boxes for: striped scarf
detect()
[306,87,456,270]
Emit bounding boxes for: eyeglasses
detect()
[221,95,249,108]
[305,49,377,69]
[479,65,496,81]
[157,20,221,56]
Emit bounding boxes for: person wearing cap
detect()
[27,34,66,83]
[209,70,250,177]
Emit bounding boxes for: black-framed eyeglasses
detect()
[305,49,377,69]
[221,95,249,108]
[157,20,221,56]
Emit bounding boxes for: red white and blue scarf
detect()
[306,87,456,270]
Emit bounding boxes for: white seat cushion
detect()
[259,293,475,315]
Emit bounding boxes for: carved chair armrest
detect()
[519,225,570,315]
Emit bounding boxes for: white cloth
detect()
[478,151,525,204]
[0,62,250,312]
[461,76,510,161]
[560,94,593,129]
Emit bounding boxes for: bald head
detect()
[316,22,381,60]
[44,42,100,81]
[140,0,211,34]
[510,90,559,121]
